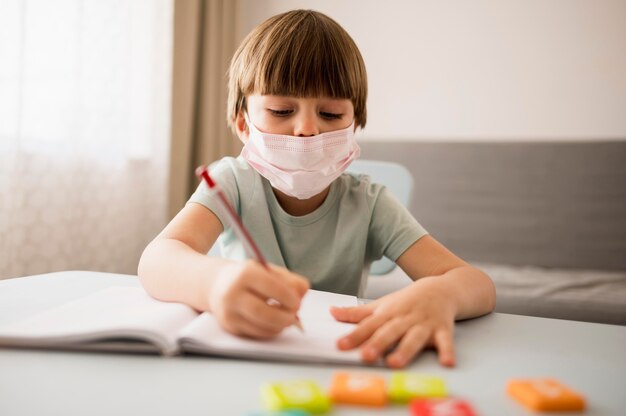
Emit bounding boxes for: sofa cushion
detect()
[477,262,626,325]
[359,141,626,271]
[364,264,626,325]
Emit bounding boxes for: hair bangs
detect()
[245,12,358,100]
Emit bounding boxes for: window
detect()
[0,0,173,279]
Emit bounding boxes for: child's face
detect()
[236,95,355,140]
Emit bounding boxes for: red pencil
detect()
[196,166,304,332]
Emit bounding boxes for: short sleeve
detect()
[187,157,240,231]
[366,185,428,262]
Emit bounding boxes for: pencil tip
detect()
[295,319,305,333]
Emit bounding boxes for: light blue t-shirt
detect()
[188,156,427,297]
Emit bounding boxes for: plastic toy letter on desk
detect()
[388,373,447,403]
[410,398,477,416]
[507,378,586,412]
[262,380,331,414]
[328,372,387,407]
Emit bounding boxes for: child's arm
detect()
[330,235,496,368]
[138,203,309,338]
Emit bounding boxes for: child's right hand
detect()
[206,260,309,339]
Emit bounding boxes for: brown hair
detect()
[227,9,367,132]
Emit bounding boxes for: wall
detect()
[235,0,626,141]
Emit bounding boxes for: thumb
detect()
[330,304,374,323]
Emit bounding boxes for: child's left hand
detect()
[330,278,456,368]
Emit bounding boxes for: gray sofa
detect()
[360,141,626,326]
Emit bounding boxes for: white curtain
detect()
[0,0,173,279]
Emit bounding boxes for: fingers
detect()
[434,328,456,367]
[385,326,431,368]
[226,313,280,339]
[356,324,455,367]
[237,291,298,333]
[218,262,309,339]
[330,304,374,323]
[244,263,306,311]
[335,311,382,351]
[357,318,414,363]
[334,306,456,368]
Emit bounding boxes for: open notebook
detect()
[0,286,365,365]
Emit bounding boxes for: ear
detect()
[234,111,249,143]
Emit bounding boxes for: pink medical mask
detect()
[240,114,360,200]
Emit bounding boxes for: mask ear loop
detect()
[244,112,257,134]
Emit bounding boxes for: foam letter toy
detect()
[507,378,586,412]
[262,380,331,414]
[389,373,447,403]
[410,398,477,416]
[328,372,387,407]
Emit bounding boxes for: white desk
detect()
[0,271,624,416]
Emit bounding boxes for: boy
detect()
[139,9,495,368]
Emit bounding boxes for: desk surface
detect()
[0,271,624,416]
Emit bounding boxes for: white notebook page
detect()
[0,286,198,355]
[178,289,363,364]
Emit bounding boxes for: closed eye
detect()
[268,109,292,116]
[320,112,342,120]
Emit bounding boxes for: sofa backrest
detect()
[358,141,626,271]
